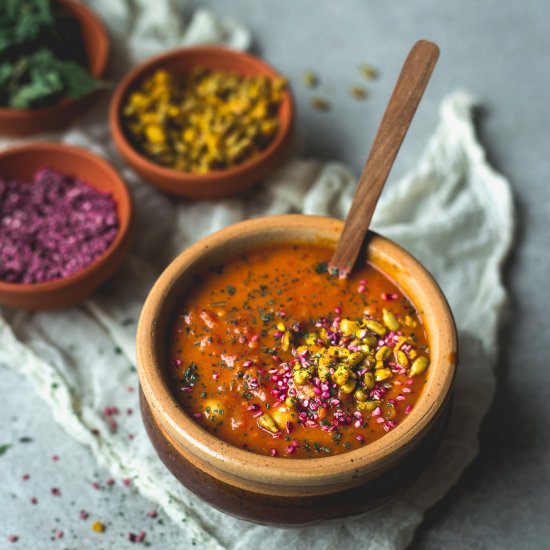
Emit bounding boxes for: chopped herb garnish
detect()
[260,312,274,324]
[183,363,199,387]
[0,444,11,456]
[315,261,328,274]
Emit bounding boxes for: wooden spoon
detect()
[329,40,440,278]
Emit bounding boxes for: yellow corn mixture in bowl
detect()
[122,67,287,174]
[110,46,294,198]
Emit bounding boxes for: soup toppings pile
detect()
[0,167,118,284]
[168,244,430,458]
[122,68,287,174]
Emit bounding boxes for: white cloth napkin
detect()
[0,2,514,549]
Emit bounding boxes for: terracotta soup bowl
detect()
[137,215,457,526]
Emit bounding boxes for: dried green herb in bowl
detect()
[0,0,99,109]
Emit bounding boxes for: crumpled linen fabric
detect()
[0,2,514,549]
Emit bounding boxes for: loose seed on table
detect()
[359,63,378,79]
[302,70,319,88]
[310,97,330,111]
[349,85,368,100]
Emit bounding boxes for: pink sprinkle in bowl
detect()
[0,143,134,310]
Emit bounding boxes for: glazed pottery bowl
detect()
[0,143,133,310]
[0,0,110,136]
[137,215,457,526]
[110,46,294,200]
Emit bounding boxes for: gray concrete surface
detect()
[1,1,548,548]
[187,1,550,547]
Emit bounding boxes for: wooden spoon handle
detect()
[329,40,439,277]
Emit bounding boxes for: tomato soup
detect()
[167,244,430,458]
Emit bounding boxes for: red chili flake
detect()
[22,474,30,481]
[128,434,135,440]
[30,497,38,505]
[7,535,18,543]
[146,510,157,519]
[129,531,145,543]
[54,530,63,539]
[91,482,100,490]
[0,167,119,284]
[51,455,59,461]
[106,478,115,486]
[127,408,133,415]
[80,510,89,520]
[51,487,61,496]
[122,478,131,487]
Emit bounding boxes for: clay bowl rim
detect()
[0,0,109,123]
[109,45,295,185]
[137,215,458,488]
[0,142,133,298]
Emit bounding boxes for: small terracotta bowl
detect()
[110,46,294,200]
[0,143,133,310]
[137,215,457,526]
[0,0,109,137]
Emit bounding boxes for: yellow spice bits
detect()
[91,521,106,533]
[122,68,287,174]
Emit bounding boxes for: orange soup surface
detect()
[167,244,430,458]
